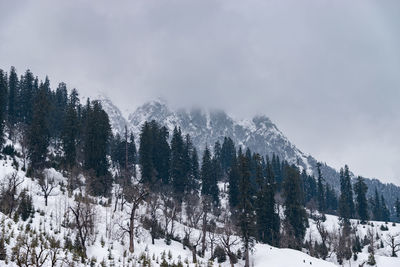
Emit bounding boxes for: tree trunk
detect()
[245,246,249,267]
[192,245,197,263]
[129,211,135,253]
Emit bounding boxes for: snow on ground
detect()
[1,140,400,266]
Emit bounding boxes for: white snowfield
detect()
[0,140,399,266]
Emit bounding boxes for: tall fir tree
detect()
[380,195,390,222]
[282,164,308,249]
[354,176,369,224]
[372,188,382,221]
[237,153,255,267]
[0,70,7,148]
[316,162,326,212]
[220,137,236,176]
[62,95,79,168]
[83,101,112,196]
[170,127,185,197]
[228,152,240,209]
[201,146,219,206]
[255,154,279,245]
[338,165,354,223]
[139,121,156,184]
[154,126,170,185]
[395,197,400,219]
[7,66,18,128]
[27,83,50,172]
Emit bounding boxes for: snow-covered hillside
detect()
[97,96,400,219]
[1,138,400,267]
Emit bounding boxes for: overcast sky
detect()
[1,0,400,184]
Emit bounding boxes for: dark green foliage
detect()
[302,170,317,206]
[228,154,240,209]
[7,67,18,128]
[17,189,34,221]
[213,245,226,263]
[28,83,50,171]
[110,130,137,179]
[271,154,283,189]
[139,121,170,188]
[0,69,7,149]
[354,176,369,223]
[371,189,381,221]
[395,197,400,219]
[316,162,325,212]
[325,184,338,212]
[18,70,36,124]
[255,155,280,245]
[170,127,185,195]
[0,236,6,261]
[201,146,219,206]
[221,137,236,176]
[380,195,390,222]
[83,101,112,196]
[237,153,255,266]
[282,164,308,250]
[339,165,354,223]
[62,91,79,168]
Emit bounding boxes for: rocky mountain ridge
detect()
[98,96,400,217]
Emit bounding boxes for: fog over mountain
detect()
[1,0,400,184]
[98,96,400,215]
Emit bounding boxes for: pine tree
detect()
[282,164,308,250]
[7,67,18,135]
[170,127,185,197]
[139,121,156,184]
[237,153,255,267]
[395,197,400,219]
[316,162,325,212]
[27,83,50,172]
[83,101,112,196]
[354,176,368,224]
[255,155,279,245]
[325,184,338,212]
[228,153,240,209]
[372,189,381,221]
[302,170,317,205]
[0,69,7,149]
[18,69,35,124]
[201,146,219,206]
[221,137,236,176]
[380,195,390,222]
[339,165,354,223]
[154,126,170,185]
[62,97,79,168]
[128,132,137,176]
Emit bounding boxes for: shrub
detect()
[213,246,226,263]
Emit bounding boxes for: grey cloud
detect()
[1,0,400,183]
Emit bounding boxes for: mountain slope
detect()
[98,97,400,218]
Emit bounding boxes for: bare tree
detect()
[37,170,57,206]
[160,188,180,238]
[0,171,23,216]
[385,233,400,257]
[208,220,217,259]
[315,215,329,259]
[69,193,95,259]
[184,194,203,263]
[12,233,33,267]
[200,197,212,257]
[146,192,161,245]
[120,184,148,253]
[218,217,239,267]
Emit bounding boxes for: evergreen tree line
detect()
[1,67,400,261]
[0,67,112,196]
